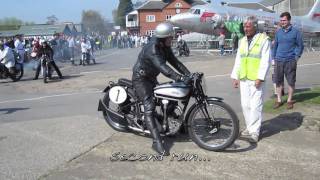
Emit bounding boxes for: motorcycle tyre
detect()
[188,100,239,151]
[101,88,136,132]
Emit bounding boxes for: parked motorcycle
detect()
[80,51,90,66]
[177,40,190,57]
[98,72,239,151]
[81,50,96,66]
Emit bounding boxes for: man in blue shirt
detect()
[272,12,304,109]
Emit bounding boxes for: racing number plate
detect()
[109,86,127,104]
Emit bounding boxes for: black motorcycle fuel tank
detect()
[154,82,191,100]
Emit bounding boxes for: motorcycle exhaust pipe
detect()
[128,126,150,134]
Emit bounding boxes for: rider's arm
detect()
[167,48,190,75]
[148,48,182,81]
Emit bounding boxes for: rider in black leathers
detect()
[132,23,191,155]
[33,41,63,81]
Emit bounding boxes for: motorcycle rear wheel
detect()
[188,100,239,151]
[42,65,48,83]
[102,88,136,132]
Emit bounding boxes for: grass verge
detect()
[264,87,320,114]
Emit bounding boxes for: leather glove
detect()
[180,75,193,85]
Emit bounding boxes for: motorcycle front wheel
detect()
[42,64,48,83]
[188,100,239,151]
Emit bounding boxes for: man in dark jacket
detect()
[34,41,63,82]
[132,23,191,155]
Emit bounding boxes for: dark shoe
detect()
[287,101,295,109]
[33,77,38,80]
[145,113,169,156]
[152,140,170,156]
[59,76,64,79]
[273,101,283,109]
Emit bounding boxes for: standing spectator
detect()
[231,16,271,143]
[131,34,135,48]
[272,12,304,109]
[134,34,139,48]
[177,32,183,42]
[89,38,96,64]
[68,36,75,65]
[14,34,25,63]
[107,35,112,48]
[217,32,225,56]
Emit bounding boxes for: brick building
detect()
[126,0,206,36]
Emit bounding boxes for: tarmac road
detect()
[0,48,319,180]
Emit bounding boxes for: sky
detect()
[0,0,120,24]
[0,0,259,24]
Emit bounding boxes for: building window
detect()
[146,30,155,36]
[166,15,172,20]
[175,3,182,8]
[146,15,155,22]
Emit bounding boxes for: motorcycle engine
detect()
[166,103,183,135]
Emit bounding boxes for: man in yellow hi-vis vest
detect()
[231,16,271,143]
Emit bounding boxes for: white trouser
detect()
[240,79,265,136]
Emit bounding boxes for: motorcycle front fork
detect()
[201,101,220,133]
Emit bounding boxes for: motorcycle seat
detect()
[118,78,133,88]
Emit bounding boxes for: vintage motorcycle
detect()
[98,72,239,151]
[40,54,53,83]
[0,53,24,82]
[81,50,96,66]
[177,40,190,57]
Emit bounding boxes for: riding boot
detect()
[145,113,169,156]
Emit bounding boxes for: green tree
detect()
[0,17,23,26]
[112,9,118,25]
[82,10,108,35]
[0,17,23,30]
[116,0,134,28]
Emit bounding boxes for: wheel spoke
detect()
[189,101,238,150]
